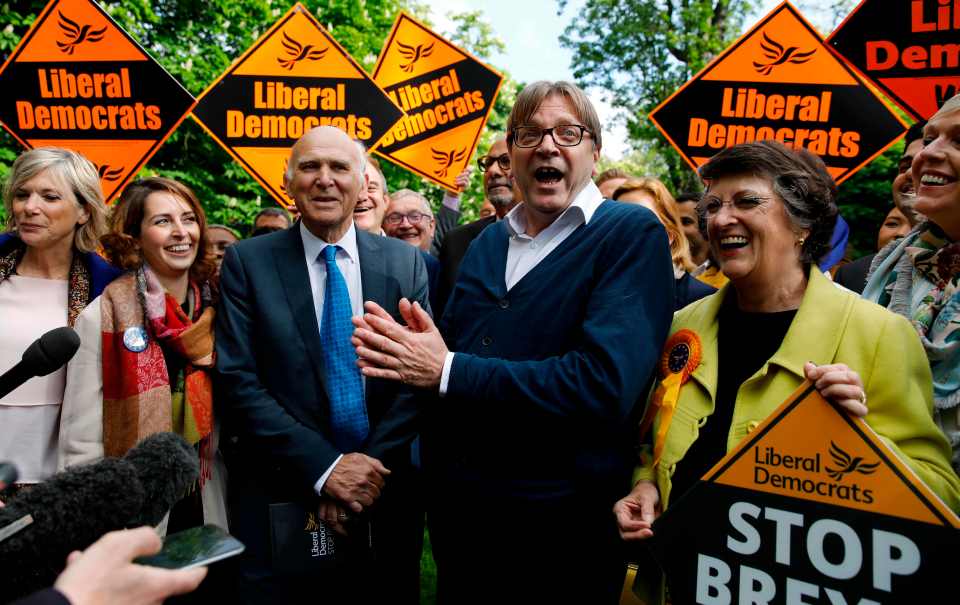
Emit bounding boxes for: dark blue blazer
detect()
[420,249,441,314]
[429,200,675,501]
[0,233,122,298]
[215,225,430,494]
[675,271,716,310]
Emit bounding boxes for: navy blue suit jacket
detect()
[429,200,674,502]
[215,225,429,495]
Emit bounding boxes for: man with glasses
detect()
[382,189,442,312]
[435,135,519,317]
[383,189,437,252]
[351,81,674,603]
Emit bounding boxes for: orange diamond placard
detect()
[650,1,905,183]
[371,12,503,192]
[828,0,960,121]
[191,3,404,210]
[644,383,960,603]
[0,0,196,201]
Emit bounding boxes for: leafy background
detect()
[0,0,910,258]
[0,0,520,234]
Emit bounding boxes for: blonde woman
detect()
[0,148,118,493]
[864,94,960,472]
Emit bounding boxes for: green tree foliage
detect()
[559,0,758,190]
[561,0,907,259]
[837,143,901,259]
[0,1,513,229]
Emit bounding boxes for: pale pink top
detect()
[0,275,69,483]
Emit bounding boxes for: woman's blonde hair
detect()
[2,147,108,253]
[614,177,695,272]
[933,93,960,120]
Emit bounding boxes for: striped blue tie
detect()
[320,245,368,451]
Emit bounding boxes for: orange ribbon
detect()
[639,329,702,468]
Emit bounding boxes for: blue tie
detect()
[320,245,368,451]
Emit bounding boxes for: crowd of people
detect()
[1,81,959,604]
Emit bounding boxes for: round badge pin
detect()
[668,342,690,374]
[659,329,702,383]
[123,326,148,352]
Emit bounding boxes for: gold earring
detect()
[797,237,806,246]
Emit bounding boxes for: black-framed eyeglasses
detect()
[510,124,592,148]
[384,212,433,226]
[477,153,510,173]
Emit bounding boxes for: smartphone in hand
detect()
[136,524,245,570]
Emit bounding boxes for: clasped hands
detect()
[350,298,448,389]
[321,452,389,536]
[614,362,869,541]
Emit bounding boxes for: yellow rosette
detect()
[639,329,702,468]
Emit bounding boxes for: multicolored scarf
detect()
[864,223,960,410]
[0,242,91,326]
[100,265,215,483]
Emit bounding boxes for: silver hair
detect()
[389,188,433,217]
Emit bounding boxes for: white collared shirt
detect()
[439,181,605,394]
[503,181,603,290]
[300,220,363,495]
[300,221,364,324]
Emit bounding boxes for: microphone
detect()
[0,327,81,399]
[0,432,199,601]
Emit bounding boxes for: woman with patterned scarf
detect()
[864,94,960,474]
[58,176,227,535]
[0,148,119,496]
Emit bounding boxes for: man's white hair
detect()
[389,188,433,217]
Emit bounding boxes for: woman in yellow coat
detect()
[615,142,960,552]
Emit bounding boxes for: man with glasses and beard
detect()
[351,81,674,603]
[436,135,519,318]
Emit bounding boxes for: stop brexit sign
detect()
[641,384,960,604]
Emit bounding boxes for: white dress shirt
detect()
[300,221,364,495]
[439,181,605,394]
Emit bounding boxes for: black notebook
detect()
[268,501,371,574]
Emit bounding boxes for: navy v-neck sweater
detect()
[428,200,675,500]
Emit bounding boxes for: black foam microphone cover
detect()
[21,326,81,376]
[125,432,200,526]
[0,458,144,600]
[0,433,199,600]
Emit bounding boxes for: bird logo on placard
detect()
[397,40,435,73]
[753,32,815,76]
[56,11,107,55]
[432,147,467,178]
[277,32,327,71]
[304,512,320,531]
[825,441,880,481]
[97,164,123,182]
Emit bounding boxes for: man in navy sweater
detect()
[353,81,674,603]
